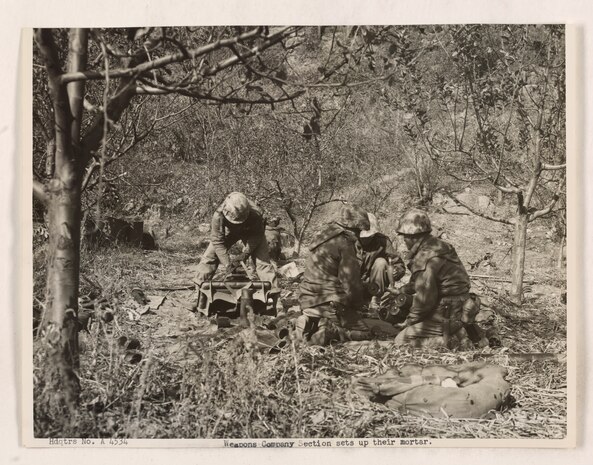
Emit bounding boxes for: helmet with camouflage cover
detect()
[221,192,250,224]
[396,208,432,235]
[336,204,371,231]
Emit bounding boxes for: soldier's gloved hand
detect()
[392,268,406,282]
[363,280,380,296]
[227,261,238,273]
[399,282,416,295]
[224,261,240,276]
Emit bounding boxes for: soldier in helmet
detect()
[195,192,278,309]
[358,212,406,311]
[295,203,373,345]
[394,209,483,348]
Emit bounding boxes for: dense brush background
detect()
[32,25,567,439]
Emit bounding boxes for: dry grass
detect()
[34,327,567,439]
[33,216,567,440]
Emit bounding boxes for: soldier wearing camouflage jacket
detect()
[394,209,474,348]
[296,204,373,345]
[298,223,365,311]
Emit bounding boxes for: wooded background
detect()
[32,25,566,423]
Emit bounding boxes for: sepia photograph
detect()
[28,24,571,445]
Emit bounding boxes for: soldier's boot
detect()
[294,314,309,341]
[343,328,373,342]
[294,314,319,342]
[485,326,502,348]
[463,323,489,348]
[309,318,341,346]
[338,311,369,331]
[339,316,373,342]
[197,292,208,311]
[295,316,340,346]
[451,326,473,350]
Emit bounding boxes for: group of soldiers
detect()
[195,192,487,349]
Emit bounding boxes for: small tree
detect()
[227,96,356,254]
[33,26,304,408]
[404,25,566,303]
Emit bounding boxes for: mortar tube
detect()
[240,288,255,328]
[277,327,289,340]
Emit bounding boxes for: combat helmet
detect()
[221,192,251,224]
[396,208,432,235]
[336,204,371,231]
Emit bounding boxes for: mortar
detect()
[196,278,276,318]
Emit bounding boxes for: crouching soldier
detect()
[295,204,373,345]
[359,213,406,311]
[195,192,278,310]
[394,209,484,349]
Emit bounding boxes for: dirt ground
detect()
[33,209,567,440]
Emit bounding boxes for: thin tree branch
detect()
[66,28,89,155]
[492,85,519,186]
[136,80,305,104]
[81,161,99,192]
[60,27,296,84]
[79,61,140,168]
[442,191,514,225]
[34,29,73,180]
[314,198,347,208]
[528,177,566,222]
[541,163,566,170]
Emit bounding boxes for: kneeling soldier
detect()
[394,209,482,348]
[195,192,278,310]
[296,204,373,345]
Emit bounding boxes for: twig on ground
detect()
[470,274,536,284]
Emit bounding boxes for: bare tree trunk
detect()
[295,195,321,256]
[412,152,423,202]
[510,213,528,303]
[44,178,83,406]
[36,29,142,409]
[294,237,301,256]
[295,232,305,256]
[557,235,565,269]
[290,218,301,256]
[37,28,88,409]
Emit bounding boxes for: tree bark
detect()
[294,237,301,256]
[44,178,83,407]
[37,29,144,409]
[510,212,528,303]
[36,28,88,409]
[557,235,565,269]
[288,216,302,256]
